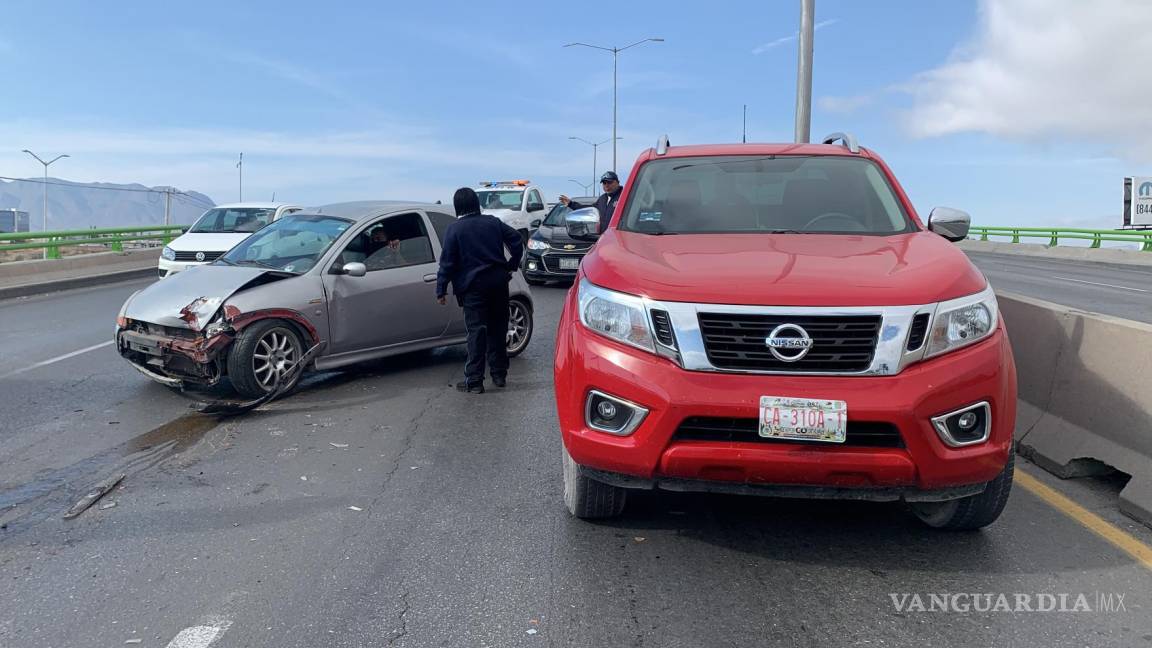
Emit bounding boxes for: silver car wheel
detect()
[507,300,530,354]
[252,328,301,391]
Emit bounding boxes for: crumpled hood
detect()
[123,265,274,330]
[581,230,987,306]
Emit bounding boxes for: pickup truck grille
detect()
[698,313,881,373]
[674,417,903,448]
[173,251,223,262]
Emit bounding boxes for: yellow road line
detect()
[1015,467,1152,572]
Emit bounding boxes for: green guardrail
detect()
[970,226,1152,252]
[0,225,189,260]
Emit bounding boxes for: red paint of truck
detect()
[553,140,1019,528]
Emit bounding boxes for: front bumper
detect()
[116,325,230,386]
[157,257,208,278]
[523,249,587,281]
[554,299,1017,496]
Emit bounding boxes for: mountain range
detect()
[0,178,216,231]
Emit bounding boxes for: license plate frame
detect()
[559,257,580,270]
[758,396,848,443]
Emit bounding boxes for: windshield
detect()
[219,214,353,274]
[619,156,916,235]
[477,190,524,211]
[189,207,277,233]
[543,203,570,227]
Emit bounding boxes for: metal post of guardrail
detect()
[1090,232,1102,248]
[46,237,61,260]
[111,237,124,252]
[979,228,989,241]
[1048,230,1058,247]
[1143,233,1152,252]
[1011,229,1020,243]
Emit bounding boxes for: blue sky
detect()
[2,0,1149,227]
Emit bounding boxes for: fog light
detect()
[931,402,991,448]
[586,390,648,436]
[528,261,538,270]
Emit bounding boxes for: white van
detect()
[159,203,302,277]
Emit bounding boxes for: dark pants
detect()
[460,269,510,385]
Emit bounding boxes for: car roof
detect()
[305,200,449,223]
[211,202,299,209]
[644,142,875,159]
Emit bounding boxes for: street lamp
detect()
[568,179,594,195]
[568,136,621,196]
[22,149,70,258]
[564,37,664,172]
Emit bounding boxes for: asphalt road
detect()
[967,252,1152,323]
[3,280,1152,647]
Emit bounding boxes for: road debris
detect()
[347,506,363,512]
[330,443,349,449]
[634,537,647,543]
[125,639,143,645]
[300,476,308,481]
[64,473,126,519]
[526,628,538,635]
[100,501,117,510]
[194,343,323,415]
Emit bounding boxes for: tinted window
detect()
[190,207,276,233]
[477,190,524,210]
[335,212,436,272]
[428,211,456,244]
[543,203,570,227]
[619,156,915,235]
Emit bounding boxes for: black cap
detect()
[600,171,619,183]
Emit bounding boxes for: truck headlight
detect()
[577,278,654,352]
[161,246,176,261]
[527,238,550,251]
[925,285,998,357]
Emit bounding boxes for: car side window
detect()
[428,211,456,245]
[527,190,544,212]
[335,212,436,272]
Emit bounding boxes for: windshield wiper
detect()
[767,229,806,234]
[236,259,291,272]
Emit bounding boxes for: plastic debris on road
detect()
[348,506,363,511]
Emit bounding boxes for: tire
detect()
[506,298,533,357]
[563,445,626,518]
[910,452,1014,530]
[227,319,306,398]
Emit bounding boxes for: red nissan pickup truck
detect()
[553,133,1017,530]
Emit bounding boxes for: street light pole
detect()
[795,0,815,143]
[569,136,621,196]
[237,152,244,202]
[564,38,664,172]
[568,179,593,195]
[21,149,69,258]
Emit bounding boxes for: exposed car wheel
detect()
[228,319,306,398]
[909,452,1014,530]
[563,445,626,519]
[506,298,533,357]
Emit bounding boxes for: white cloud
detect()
[905,0,1152,153]
[752,19,837,54]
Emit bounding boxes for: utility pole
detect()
[21,149,70,258]
[569,137,620,196]
[743,104,747,143]
[794,0,815,143]
[237,153,244,201]
[163,188,172,226]
[564,38,664,172]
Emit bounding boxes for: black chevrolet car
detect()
[522,197,596,285]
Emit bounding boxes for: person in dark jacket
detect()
[559,170,623,232]
[436,187,524,393]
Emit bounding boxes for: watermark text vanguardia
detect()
[890,592,1128,613]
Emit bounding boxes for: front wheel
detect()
[563,445,627,519]
[227,320,306,398]
[506,298,533,357]
[909,452,1014,530]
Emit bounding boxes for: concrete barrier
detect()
[1000,292,1152,526]
[0,248,160,301]
[960,240,1152,267]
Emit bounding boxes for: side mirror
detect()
[341,262,367,277]
[927,207,971,242]
[528,202,545,213]
[565,207,602,240]
[530,219,542,228]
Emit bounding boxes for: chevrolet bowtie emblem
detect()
[564,244,576,250]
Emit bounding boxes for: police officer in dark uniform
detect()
[558,171,623,232]
[436,187,524,393]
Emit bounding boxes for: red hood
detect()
[581,231,987,306]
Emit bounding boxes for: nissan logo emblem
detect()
[195,252,206,262]
[765,324,814,362]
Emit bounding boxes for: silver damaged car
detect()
[116,201,535,397]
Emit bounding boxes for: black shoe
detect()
[492,376,507,388]
[455,381,484,394]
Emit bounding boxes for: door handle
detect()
[422,273,437,283]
